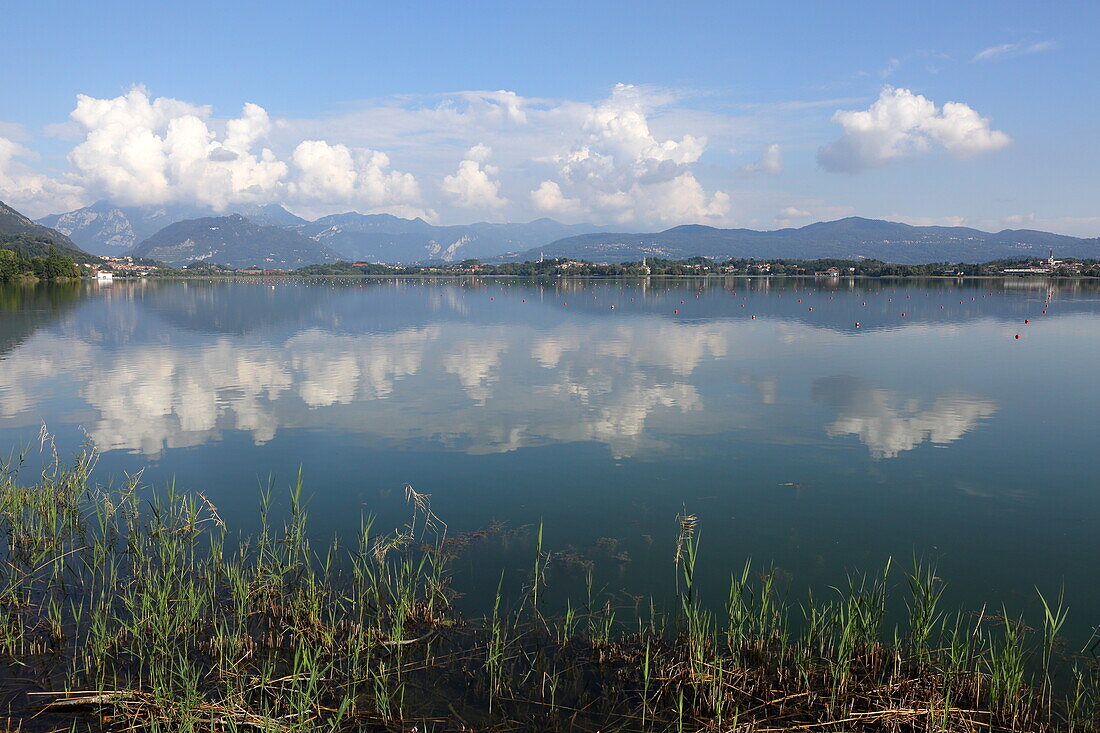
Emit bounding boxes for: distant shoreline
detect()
[82,272,1100,282]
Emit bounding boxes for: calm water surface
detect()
[1,277,1098,629]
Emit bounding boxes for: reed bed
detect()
[0,442,1097,732]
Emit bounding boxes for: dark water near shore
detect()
[1,277,1098,634]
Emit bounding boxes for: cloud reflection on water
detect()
[0,284,1004,461]
[0,320,728,459]
[812,375,997,459]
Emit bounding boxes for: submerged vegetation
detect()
[1,441,1098,731]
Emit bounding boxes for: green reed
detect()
[0,442,1097,732]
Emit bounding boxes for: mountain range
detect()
[511,218,1100,264]
[37,201,308,255]
[291,213,625,263]
[36,201,625,265]
[25,198,1100,268]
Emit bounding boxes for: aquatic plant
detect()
[0,441,1097,731]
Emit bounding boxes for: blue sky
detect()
[1,0,1097,234]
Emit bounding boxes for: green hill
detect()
[129,214,345,269]
[0,200,97,264]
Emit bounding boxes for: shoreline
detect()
[73,272,1100,282]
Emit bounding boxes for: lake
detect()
[1,277,1098,632]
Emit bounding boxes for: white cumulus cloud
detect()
[67,87,288,209]
[49,86,433,220]
[441,144,508,210]
[529,180,582,216]
[288,140,430,219]
[818,87,1011,173]
[536,83,730,226]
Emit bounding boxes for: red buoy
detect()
[1015,334,1020,339]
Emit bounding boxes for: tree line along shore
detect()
[82,254,1100,279]
[0,236,82,281]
